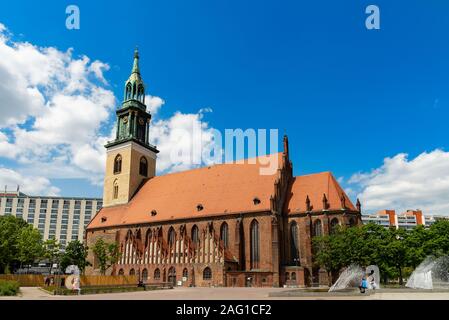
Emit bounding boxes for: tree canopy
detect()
[313,220,449,285]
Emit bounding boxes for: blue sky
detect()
[1,1,449,214]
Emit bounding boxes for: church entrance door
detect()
[168,267,176,286]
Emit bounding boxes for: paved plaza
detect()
[1,287,449,300]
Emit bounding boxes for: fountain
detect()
[328,264,365,292]
[366,265,381,289]
[406,256,449,290]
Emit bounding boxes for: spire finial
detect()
[283,134,289,158]
[132,47,140,74]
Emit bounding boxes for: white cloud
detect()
[0,167,60,196]
[0,24,115,189]
[0,23,218,194]
[145,95,165,115]
[349,150,449,215]
[149,109,216,174]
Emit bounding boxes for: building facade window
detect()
[129,268,135,276]
[118,269,124,276]
[114,154,122,174]
[250,219,260,269]
[290,221,299,263]
[203,267,212,280]
[168,227,175,247]
[113,180,119,199]
[191,225,199,248]
[312,219,322,237]
[154,268,160,280]
[182,268,188,279]
[168,267,176,285]
[142,268,148,281]
[330,218,340,234]
[139,157,148,177]
[220,222,229,249]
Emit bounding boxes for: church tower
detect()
[103,49,159,207]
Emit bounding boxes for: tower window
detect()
[114,155,122,174]
[139,157,148,176]
[113,180,119,200]
[125,83,132,100]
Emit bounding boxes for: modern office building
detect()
[362,209,449,229]
[0,189,102,247]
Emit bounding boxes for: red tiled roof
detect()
[87,153,283,229]
[285,172,356,213]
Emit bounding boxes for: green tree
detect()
[313,232,346,283]
[60,240,91,274]
[42,239,62,274]
[92,238,120,275]
[0,215,28,273]
[427,220,449,256]
[383,227,408,285]
[17,225,43,270]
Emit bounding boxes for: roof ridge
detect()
[153,152,283,179]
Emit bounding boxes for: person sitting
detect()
[359,277,368,293]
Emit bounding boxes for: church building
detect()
[85,50,362,287]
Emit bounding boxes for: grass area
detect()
[0,280,20,296]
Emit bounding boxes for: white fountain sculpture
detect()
[366,265,381,290]
[406,256,449,290]
[328,264,365,292]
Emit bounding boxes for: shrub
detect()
[0,280,20,296]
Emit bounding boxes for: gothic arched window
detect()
[129,268,135,276]
[139,157,148,177]
[132,83,137,99]
[290,221,299,263]
[113,180,119,200]
[145,229,152,247]
[142,268,148,281]
[114,154,122,174]
[203,267,212,280]
[250,219,260,269]
[118,269,124,276]
[168,227,175,247]
[191,225,199,248]
[125,83,132,100]
[220,222,229,249]
[182,268,188,279]
[138,84,144,103]
[312,219,322,237]
[348,217,356,227]
[330,218,340,234]
[168,267,176,285]
[154,268,160,280]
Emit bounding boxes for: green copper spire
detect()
[106,48,159,155]
[132,47,140,75]
[123,48,145,105]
